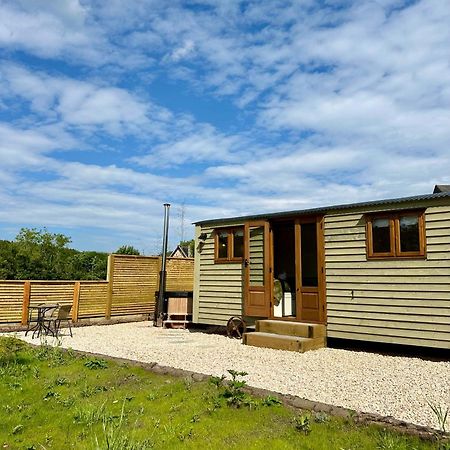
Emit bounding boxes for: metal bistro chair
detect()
[48,304,73,338]
[25,305,40,337]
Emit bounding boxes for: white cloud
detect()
[132,124,246,168]
[168,40,195,62]
[0,123,74,169]
[1,65,160,135]
[1,0,450,251]
[0,1,101,63]
[0,0,156,68]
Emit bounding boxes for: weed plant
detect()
[294,413,311,435]
[84,358,108,370]
[428,402,449,433]
[0,336,443,449]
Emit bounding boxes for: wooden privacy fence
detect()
[0,255,194,325]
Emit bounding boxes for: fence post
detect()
[105,254,115,319]
[72,281,81,323]
[21,281,31,326]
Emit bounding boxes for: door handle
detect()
[244,259,249,267]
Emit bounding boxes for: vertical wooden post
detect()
[72,281,81,323]
[105,254,115,319]
[21,281,31,326]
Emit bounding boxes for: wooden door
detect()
[295,217,326,323]
[243,221,271,317]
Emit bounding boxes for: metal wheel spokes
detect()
[226,316,246,339]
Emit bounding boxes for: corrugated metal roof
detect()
[194,191,450,226]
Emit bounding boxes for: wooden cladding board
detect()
[194,225,244,325]
[324,203,450,349]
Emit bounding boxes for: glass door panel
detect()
[296,219,325,323]
[300,223,318,287]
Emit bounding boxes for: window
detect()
[366,210,426,259]
[214,227,244,263]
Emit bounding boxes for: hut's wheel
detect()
[226,316,246,339]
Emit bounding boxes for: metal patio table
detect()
[25,304,59,339]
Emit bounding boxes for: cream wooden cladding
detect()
[324,205,450,349]
[194,225,244,325]
[194,201,450,348]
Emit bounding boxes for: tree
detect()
[0,228,108,280]
[115,245,141,255]
[66,251,108,280]
[14,228,72,279]
[0,240,17,279]
[179,239,195,257]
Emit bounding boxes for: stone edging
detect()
[68,348,448,443]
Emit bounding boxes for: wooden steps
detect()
[163,319,190,329]
[163,297,192,329]
[243,320,326,353]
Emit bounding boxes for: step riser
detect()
[245,320,327,353]
[244,333,326,353]
[309,324,327,339]
[301,337,326,352]
[245,333,299,351]
[256,320,326,339]
[257,321,310,338]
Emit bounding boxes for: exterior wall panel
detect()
[325,205,450,349]
[194,224,244,325]
[194,199,450,347]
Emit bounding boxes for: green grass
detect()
[0,336,443,449]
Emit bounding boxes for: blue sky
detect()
[1,0,449,253]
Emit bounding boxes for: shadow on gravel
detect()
[327,338,450,362]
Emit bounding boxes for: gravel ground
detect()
[7,321,450,430]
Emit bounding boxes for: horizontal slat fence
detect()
[77,281,109,319]
[0,281,24,323]
[0,254,194,325]
[166,257,194,291]
[109,255,160,317]
[30,282,75,307]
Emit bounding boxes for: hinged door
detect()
[243,221,271,317]
[295,216,326,323]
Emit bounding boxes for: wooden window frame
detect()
[214,227,244,263]
[366,210,426,259]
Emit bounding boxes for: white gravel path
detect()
[7,321,450,430]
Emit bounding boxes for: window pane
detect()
[233,229,244,258]
[217,231,228,259]
[399,216,420,252]
[372,218,391,253]
[300,223,318,287]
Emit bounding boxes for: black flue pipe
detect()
[155,203,170,326]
